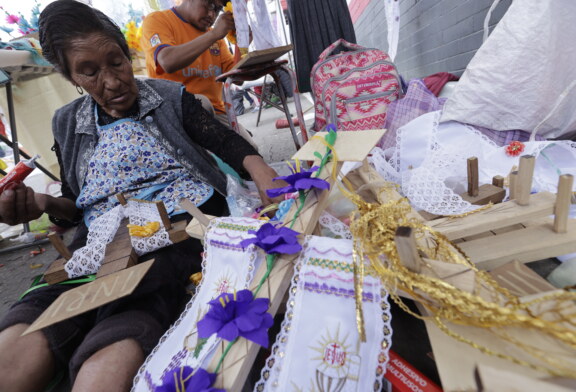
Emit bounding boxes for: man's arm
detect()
[156,12,234,74]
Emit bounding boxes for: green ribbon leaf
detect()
[324,129,337,147]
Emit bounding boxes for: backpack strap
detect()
[317,39,364,62]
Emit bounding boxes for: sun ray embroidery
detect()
[308,323,358,391]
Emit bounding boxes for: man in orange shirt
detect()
[142,0,256,147]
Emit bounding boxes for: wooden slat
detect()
[48,233,72,260]
[459,183,506,206]
[96,253,137,278]
[459,217,576,270]
[167,220,189,243]
[492,175,504,188]
[489,260,556,297]
[25,260,154,335]
[417,299,576,392]
[231,45,293,70]
[43,258,68,285]
[185,215,217,240]
[155,201,172,230]
[395,227,422,273]
[292,129,385,162]
[428,192,555,241]
[475,365,574,392]
[180,198,211,227]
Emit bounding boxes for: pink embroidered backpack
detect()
[311,39,402,132]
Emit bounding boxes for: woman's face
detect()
[66,33,138,118]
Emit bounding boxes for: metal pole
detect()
[5,82,20,166]
[0,133,59,182]
[5,81,30,234]
[275,0,295,69]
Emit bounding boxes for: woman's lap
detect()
[0,234,203,381]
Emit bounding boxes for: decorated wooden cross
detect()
[24,197,188,335]
[181,129,386,391]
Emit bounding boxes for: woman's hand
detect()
[0,183,46,225]
[242,156,287,207]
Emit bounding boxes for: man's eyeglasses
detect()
[203,0,224,14]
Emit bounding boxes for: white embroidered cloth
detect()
[370,110,576,216]
[131,216,266,392]
[64,200,173,278]
[255,236,392,392]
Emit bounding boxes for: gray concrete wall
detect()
[354,0,512,79]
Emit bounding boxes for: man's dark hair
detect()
[39,0,131,80]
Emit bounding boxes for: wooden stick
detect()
[554,174,574,233]
[509,171,518,200]
[116,193,127,206]
[516,155,535,206]
[154,201,172,230]
[492,175,504,188]
[394,227,422,273]
[179,198,210,227]
[47,232,72,260]
[467,157,479,197]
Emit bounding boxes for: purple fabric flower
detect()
[266,166,330,198]
[240,223,302,255]
[197,289,274,348]
[154,366,224,392]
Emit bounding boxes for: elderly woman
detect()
[0,1,283,391]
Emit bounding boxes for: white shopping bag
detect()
[441,0,576,139]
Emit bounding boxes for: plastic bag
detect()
[441,0,576,139]
[225,174,261,217]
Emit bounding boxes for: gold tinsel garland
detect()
[344,182,576,378]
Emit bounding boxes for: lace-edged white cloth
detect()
[65,200,173,278]
[370,110,576,216]
[255,236,392,392]
[318,211,353,240]
[131,216,266,392]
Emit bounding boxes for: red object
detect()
[275,117,300,129]
[30,248,46,256]
[505,141,525,157]
[349,0,371,23]
[384,350,443,392]
[0,155,39,195]
[0,118,6,138]
[422,72,459,96]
